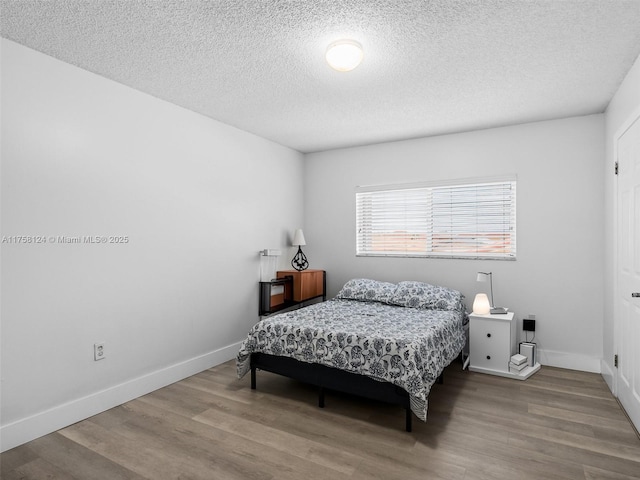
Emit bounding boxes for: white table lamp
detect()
[472,293,491,314]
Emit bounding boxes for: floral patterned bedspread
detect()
[237,299,466,421]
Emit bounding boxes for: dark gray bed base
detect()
[250,352,444,432]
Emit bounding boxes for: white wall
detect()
[305,115,605,373]
[0,39,304,451]
[603,52,640,390]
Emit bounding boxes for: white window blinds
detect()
[356,177,516,259]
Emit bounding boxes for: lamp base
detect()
[291,246,309,271]
[490,306,509,314]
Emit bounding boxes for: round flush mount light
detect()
[325,40,364,72]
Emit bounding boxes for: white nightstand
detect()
[469,312,540,380]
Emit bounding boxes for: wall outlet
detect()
[94,342,105,361]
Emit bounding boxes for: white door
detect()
[616,111,640,431]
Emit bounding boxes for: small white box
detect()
[509,361,527,372]
[510,354,527,366]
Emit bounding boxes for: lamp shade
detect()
[292,229,306,246]
[472,293,491,315]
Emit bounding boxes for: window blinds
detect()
[356,177,516,259]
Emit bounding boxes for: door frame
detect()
[612,104,640,398]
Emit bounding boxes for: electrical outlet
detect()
[94,342,105,361]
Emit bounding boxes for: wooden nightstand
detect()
[469,312,540,380]
[259,270,326,316]
[277,269,326,302]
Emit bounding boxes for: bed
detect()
[237,278,467,431]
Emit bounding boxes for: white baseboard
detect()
[600,359,616,394]
[0,341,241,453]
[536,348,601,373]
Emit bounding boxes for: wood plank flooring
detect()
[2,360,640,479]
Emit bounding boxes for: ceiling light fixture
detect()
[325,40,364,72]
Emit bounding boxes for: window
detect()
[356,176,516,259]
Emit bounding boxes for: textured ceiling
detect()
[2,1,640,153]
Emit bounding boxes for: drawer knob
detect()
[486,355,491,360]
[486,333,491,338]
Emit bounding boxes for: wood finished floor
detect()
[2,360,640,480]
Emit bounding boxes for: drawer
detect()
[295,270,324,302]
[470,320,511,372]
